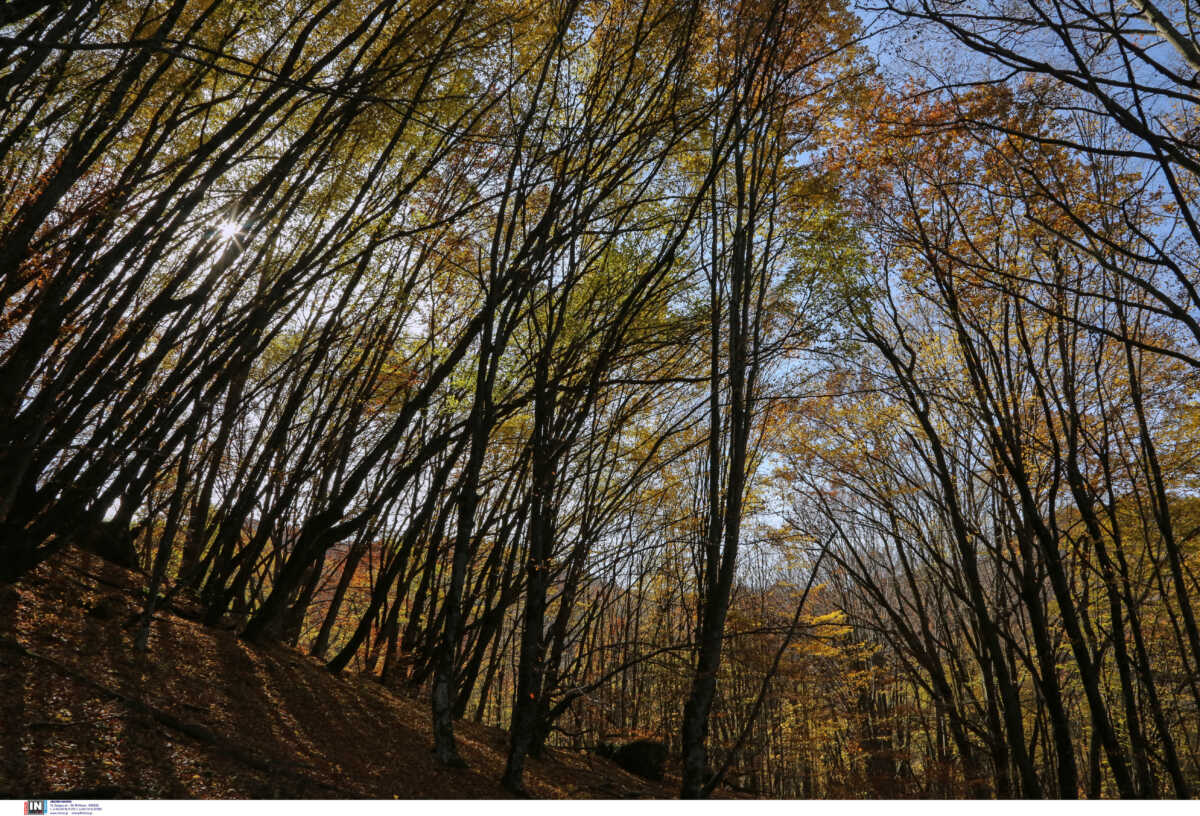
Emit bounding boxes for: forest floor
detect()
[0,547,687,799]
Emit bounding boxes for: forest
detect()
[0,0,1198,801]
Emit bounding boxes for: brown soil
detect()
[0,547,685,799]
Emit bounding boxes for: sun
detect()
[216,219,241,241]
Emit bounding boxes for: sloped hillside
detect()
[0,547,679,799]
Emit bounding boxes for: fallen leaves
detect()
[0,546,686,800]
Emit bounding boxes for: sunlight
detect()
[10,0,1199,800]
[216,219,242,242]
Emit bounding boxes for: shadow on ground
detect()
[0,547,682,799]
